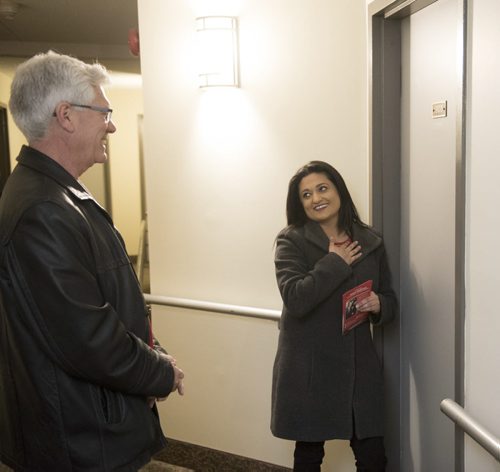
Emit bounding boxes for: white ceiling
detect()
[0,0,140,64]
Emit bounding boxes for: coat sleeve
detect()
[370,243,397,326]
[275,231,352,317]
[8,201,174,398]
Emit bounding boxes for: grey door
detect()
[369,0,466,470]
[400,0,459,470]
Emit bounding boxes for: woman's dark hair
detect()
[285,160,364,237]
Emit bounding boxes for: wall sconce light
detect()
[196,16,239,88]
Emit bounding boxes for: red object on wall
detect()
[128,28,140,56]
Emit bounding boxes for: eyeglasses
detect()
[70,103,113,123]
[52,103,113,123]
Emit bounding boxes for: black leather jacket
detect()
[0,146,174,471]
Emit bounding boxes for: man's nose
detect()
[107,120,117,134]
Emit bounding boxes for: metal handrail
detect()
[144,293,281,322]
[440,398,500,462]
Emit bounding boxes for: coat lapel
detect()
[302,220,382,263]
[303,221,329,251]
[352,223,382,265]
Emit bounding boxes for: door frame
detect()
[368,0,467,470]
[0,106,11,195]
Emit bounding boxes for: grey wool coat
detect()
[271,221,397,442]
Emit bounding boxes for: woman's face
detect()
[298,172,341,226]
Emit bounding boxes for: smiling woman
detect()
[271,160,397,471]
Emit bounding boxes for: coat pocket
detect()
[0,357,26,465]
[95,386,125,425]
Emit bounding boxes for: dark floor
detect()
[154,439,291,472]
[0,460,191,471]
[0,440,291,471]
[141,460,193,471]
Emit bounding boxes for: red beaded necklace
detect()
[333,238,351,246]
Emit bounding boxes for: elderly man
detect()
[0,51,184,471]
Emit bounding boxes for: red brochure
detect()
[342,280,373,334]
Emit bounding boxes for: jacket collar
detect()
[352,223,382,258]
[17,145,105,208]
[303,220,382,262]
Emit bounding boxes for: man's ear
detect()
[53,102,75,132]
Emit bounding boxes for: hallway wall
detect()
[0,59,25,171]
[138,0,368,469]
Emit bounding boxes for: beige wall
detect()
[0,59,26,171]
[0,58,143,256]
[105,80,144,256]
[138,0,367,470]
